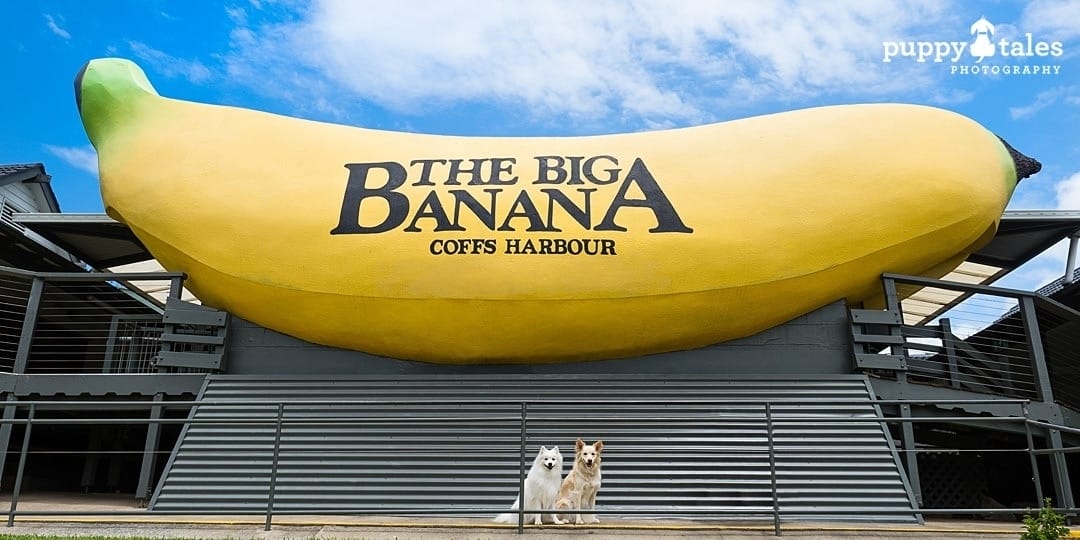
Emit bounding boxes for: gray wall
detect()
[224,300,854,375]
[0,182,48,214]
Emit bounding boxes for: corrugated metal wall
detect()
[149,375,917,522]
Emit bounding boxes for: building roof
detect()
[968,210,1080,269]
[0,163,61,213]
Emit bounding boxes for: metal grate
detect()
[150,375,918,523]
[104,316,165,373]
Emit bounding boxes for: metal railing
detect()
[858,274,1080,404]
[0,266,185,374]
[0,397,1074,536]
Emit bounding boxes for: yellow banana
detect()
[76,58,1033,365]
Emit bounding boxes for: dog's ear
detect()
[552,446,559,452]
[594,440,604,452]
[575,438,585,450]
[539,445,547,452]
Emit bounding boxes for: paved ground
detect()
[0,493,1050,539]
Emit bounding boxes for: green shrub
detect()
[1021,497,1070,540]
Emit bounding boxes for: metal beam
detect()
[12,278,43,374]
[899,403,923,507]
[1048,428,1075,510]
[135,393,165,506]
[0,373,206,397]
[0,265,184,281]
[1020,296,1054,403]
[0,395,16,489]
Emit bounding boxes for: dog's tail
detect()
[492,496,521,523]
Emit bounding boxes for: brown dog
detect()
[553,438,603,525]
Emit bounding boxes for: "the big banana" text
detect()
[330,155,693,256]
[332,156,691,231]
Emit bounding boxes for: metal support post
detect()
[939,318,961,389]
[1048,428,1075,512]
[265,403,284,531]
[766,403,780,537]
[1064,234,1078,285]
[518,402,528,534]
[168,276,184,299]
[13,278,44,374]
[135,393,165,506]
[1019,297,1054,403]
[0,395,17,489]
[899,404,923,507]
[80,429,102,492]
[883,275,910,385]
[7,404,33,527]
[1023,403,1045,504]
[882,276,900,312]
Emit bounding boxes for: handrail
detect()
[884,272,1080,319]
[0,397,1035,407]
[0,396,1075,534]
[0,264,185,281]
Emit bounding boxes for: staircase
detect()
[149,375,918,522]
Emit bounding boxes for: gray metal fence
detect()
[0,396,1074,536]
[853,273,1080,406]
[0,266,185,374]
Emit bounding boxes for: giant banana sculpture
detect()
[75,58,1036,364]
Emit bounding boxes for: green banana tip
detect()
[74,58,158,115]
[74,58,158,145]
[997,136,1041,181]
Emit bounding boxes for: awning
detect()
[901,210,1080,325]
[12,212,151,268]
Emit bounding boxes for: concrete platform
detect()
[0,492,1053,539]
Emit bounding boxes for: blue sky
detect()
[1,0,1078,291]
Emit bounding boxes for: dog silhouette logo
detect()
[969,16,995,63]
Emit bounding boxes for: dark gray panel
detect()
[0,373,205,396]
[150,374,917,523]
[224,301,852,375]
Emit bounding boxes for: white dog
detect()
[494,445,564,526]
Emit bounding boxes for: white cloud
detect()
[222,0,950,126]
[1009,86,1078,119]
[225,6,247,25]
[1056,170,1080,210]
[1020,0,1080,42]
[130,41,213,84]
[996,256,1070,291]
[43,145,98,175]
[44,14,71,40]
[995,170,1080,290]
